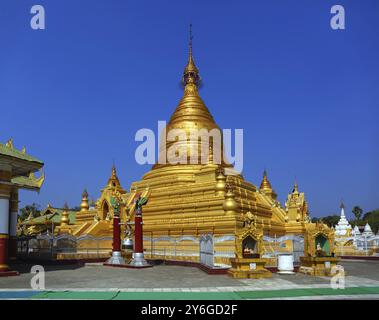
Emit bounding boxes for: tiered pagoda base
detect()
[228,258,272,279]
[299,256,341,276]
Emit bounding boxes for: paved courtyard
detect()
[0,260,378,299]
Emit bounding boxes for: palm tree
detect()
[352,206,363,222]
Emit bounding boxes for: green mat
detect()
[236,286,379,299]
[28,286,379,300]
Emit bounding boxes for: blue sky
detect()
[0,0,378,219]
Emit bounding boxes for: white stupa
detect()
[335,202,352,236]
[363,222,374,237]
[352,225,361,236]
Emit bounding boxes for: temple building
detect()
[20,204,78,236]
[18,33,332,268]
[0,139,44,275]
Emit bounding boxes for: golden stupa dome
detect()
[150,25,229,175]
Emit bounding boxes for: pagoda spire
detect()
[293,180,299,193]
[107,164,121,188]
[259,169,277,200]
[182,24,200,87]
[260,170,272,191]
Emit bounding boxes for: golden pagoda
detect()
[20,28,332,272]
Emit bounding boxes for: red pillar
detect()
[112,214,121,252]
[0,235,8,272]
[0,175,18,276]
[128,195,151,267]
[104,203,126,266]
[0,187,10,273]
[134,208,143,254]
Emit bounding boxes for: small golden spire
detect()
[61,202,69,225]
[81,189,89,212]
[259,170,277,200]
[293,180,299,193]
[107,164,121,188]
[260,170,272,191]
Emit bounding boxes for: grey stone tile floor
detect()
[0,260,378,291]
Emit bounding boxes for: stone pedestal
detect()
[228,258,272,279]
[105,251,125,265]
[299,256,340,276]
[277,254,295,274]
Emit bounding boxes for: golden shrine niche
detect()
[228,211,272,279]
[299,222,340,276]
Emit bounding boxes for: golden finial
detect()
[183,24,200,87]
[82,188,89,199]
[293,179,299,193]
[21,146,26,154]
[81,189,89,212]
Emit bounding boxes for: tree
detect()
[19,203,41,221]
[311,215,340,228]
[320,215,341,228]
[363,209,379,234]
[352,206,363,222]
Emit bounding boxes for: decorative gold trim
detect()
[0,234,9,239]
